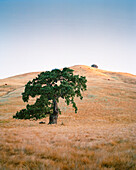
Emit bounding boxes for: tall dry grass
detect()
[0,119,136,169]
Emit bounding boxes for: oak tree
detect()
[13,67,87,124]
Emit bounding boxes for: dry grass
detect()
[0,122,136,169]
[0,65,136,169]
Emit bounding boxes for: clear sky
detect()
[0,0,136,79]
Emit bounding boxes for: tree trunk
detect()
[49,99,58,124]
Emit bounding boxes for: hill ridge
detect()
[1,65,136,80]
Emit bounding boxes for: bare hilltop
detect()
[0,65,136,169]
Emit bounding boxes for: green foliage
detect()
[13,67,87,120]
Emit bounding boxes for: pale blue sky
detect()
[0,0,136,78]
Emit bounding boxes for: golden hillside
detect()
[0,65,136,169]
[0,65,136,123]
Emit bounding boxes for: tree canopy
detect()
[13,67,87,124]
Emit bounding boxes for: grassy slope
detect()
[0,65,136,169]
